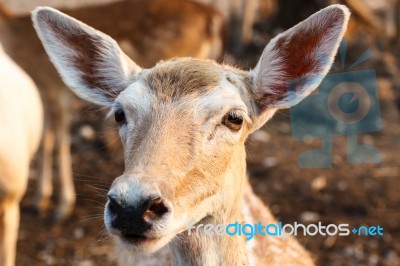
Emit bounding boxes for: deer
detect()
[0,0,224,220]
[33,4,350,266]
[195,0,277,54]
[0,45,43,266]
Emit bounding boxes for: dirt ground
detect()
[9,1,400,266]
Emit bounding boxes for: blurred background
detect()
[0,0,399,265]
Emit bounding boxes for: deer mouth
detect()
[116,229,182,253]
[121,233,151,243]
[118,233,162,252]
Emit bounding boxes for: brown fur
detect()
[0,0,225,219]
[32,5,349,266]
[145,58,222,100]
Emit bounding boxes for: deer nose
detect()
[107,194,170,236]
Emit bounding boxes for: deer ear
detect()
[32,7,141,106]
[248,5,350,130]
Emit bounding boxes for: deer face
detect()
[103,59,254,251]
[33,5,349,252]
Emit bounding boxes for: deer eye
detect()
[222,112,243,131]
[114,109,126,125]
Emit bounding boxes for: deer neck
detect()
[170,147,249,266]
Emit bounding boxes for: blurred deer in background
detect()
[0,4,75,220]
[33,4,349,266]
[0,0,225,220]
[0,45,43,266]
[195,0,277,53]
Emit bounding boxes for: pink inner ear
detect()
[260,9,345,107]
[63,33,113,97]
[60,30,115,98]
[40,14,117,100]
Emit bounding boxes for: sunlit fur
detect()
[0,46,43,266]
[33,5,349,265]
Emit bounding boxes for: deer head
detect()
[33,5,349,253]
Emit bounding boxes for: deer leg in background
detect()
[54,99,75,220]
[0,201,19,266]
[33,120,54,214]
